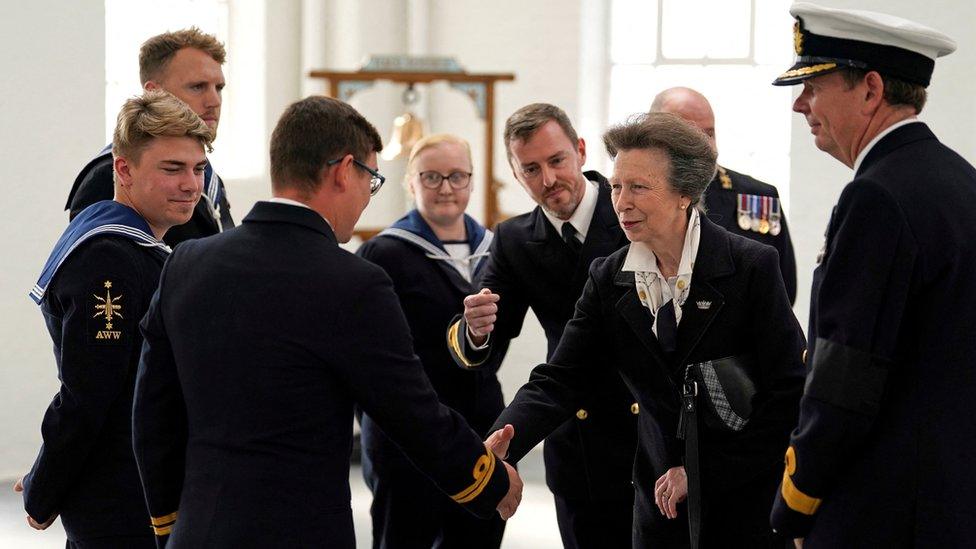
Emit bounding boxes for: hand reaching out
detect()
[496,461,523,520]
[486,425,521,519]
[485,424,514,460]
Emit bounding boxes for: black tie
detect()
[656,299,677,353]
[561,223,582,255]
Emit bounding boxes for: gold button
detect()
[677,279,687,290]
[630,403,639,415]
[802,349,808,364]
[576,409,588,420]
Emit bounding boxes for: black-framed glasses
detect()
[418,171,472,190]
[326,158,386,196]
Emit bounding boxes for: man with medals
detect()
[769,4,976,547]
[652,87,798,304]
[16,90,213,548]
[65,27,233,246]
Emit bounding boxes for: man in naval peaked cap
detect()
[769,3,976,547]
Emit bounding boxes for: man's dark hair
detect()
[840,68,928,114]
[503,103,580,162]
[270,96,383,195]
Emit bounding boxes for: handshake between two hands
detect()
[485,424,523,520]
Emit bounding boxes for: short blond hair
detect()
[404,134,473,184]
[112,90,214,169]
[139,27,226,84]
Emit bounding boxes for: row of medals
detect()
[737,194,782,236]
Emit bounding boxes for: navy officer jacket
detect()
[771,122,976,547]
[132,201,509,548]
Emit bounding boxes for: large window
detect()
[104,0,261,179]
[608,0,795,207]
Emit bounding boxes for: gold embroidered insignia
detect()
[93,280,124,339]
[793,22,804,55]
[719,167,733,190]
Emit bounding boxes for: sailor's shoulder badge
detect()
[88,279,128,346]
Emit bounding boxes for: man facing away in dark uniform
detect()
[131,96,522,548]
[65,27,234,246]
[651,87,798,304]
[768,3,976,547]
[15,90,214,548]
[447,103,635,549]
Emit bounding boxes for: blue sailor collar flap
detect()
[379,209,493,280]
[203,162,222,207]
[30,200,170,305]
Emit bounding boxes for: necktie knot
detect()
[561,223,582,254]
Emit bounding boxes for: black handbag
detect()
[677,355,758,549]
[685,355,758,432]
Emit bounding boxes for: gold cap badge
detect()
[793,21,804,55]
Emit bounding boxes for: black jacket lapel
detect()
[613,269,668,365]
[524,208,576,286]
[673,217,733,369]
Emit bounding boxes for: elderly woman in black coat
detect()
[485,113,805,548]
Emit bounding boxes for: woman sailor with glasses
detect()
[356,134,506,549]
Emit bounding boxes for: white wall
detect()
[0,1,106,478]
[788,0,976,329]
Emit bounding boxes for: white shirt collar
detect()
[621,209,701,329]
[267,197,311,209]
[853,118,921,173]
[542,177,598,241]
[622,208,700,277]
[264,197,334,229]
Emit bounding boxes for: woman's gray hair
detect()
[603,112,717,211]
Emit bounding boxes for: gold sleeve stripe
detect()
[451,447,496,504]
[152,523,174,536]
[781,446,822,515]
[150,511,178,526]
[447,320,486,369]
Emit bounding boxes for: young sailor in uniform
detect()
[17,90,213,548]
[357,134,505,549]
